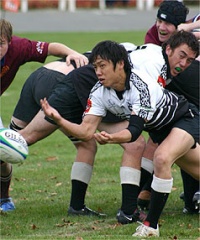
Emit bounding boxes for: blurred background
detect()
[0,1,199,33]
[1,0,199,13]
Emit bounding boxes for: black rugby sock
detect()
[145,189,169,229]
[181,169,199,210]
[1,169,12,199]
[121,184,139,214]
[70,180,87,210]
[139,169,152,192]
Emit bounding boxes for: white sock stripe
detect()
[1,173,12,182]
[151,174,173,193]
[141,157,154,174]
[71,162,93,184]
[120,166,141,186]
[0,166,12,182]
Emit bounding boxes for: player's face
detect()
[93,56,125,91]
[166,43,196,76]
[156,19,177,43]
[0,36,10,60]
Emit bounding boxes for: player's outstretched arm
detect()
[65,52,89,68]
[40,98,101,141]
[178,20,200,32]
[48,43,88,68]
[94,129,132,144]
[40,98,61,123]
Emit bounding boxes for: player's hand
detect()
[177,23,190,32]
[40,98,61,123]
[94,131,113,144]
[66,53,89,68]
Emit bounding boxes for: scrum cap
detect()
[157,1,189,28]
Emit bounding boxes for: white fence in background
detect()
[20,0,155,12]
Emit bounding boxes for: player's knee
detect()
[153,150,171,169]
[74,139,97,155]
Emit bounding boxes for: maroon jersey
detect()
[0,36,49,95]
[144,24,162,45]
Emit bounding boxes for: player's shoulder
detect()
[120,42,137,52]
[130,43,162,61]
[11,35,30,43]
[10,35,34,50]
[141,43,162,51]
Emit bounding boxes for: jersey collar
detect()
[125,69,131,90]
[115,70,131,100]
[1,57,5,67]
[162,50,171,79]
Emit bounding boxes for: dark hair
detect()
[157,1,189,28]
[162,30,199,58]
[89,40,131,72]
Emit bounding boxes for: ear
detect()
[165,44,171,55]
[118,60,125,69]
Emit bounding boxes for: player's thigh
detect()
[143,136,158,160]
[19,110,58,145]
[98,121,145,161]
[175,143,200,180]
[11,117,28,129]
[154,127,195,166]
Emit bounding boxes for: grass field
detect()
[1,31,199,240]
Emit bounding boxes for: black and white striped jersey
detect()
[85,68,189,132]
[128,43,170,87]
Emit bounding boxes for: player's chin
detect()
[158,33,169,43]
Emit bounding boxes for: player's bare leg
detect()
[175,143,199,180]
[133,128,198,236]
[18,110,58,145]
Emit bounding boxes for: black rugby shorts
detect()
[13,67,66,123]
[149,103,199,146]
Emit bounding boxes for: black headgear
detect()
[157,1,189,28]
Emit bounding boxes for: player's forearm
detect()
[178,20,200,32]
[48,42,79,57]
[107,129,132,144]
[58,118,94,141]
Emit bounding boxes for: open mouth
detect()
[159,31,167,36]
[99,78,105,84]
[175,67,182,73]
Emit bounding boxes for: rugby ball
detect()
[0,128,28,164]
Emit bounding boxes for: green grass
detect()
[1,31,199,240]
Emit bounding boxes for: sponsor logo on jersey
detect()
[85,98,92,113]
[36,41,45,54]
[157,75,166,87]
